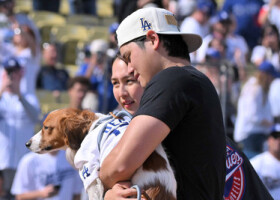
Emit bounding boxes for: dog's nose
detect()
[25,140,32,148]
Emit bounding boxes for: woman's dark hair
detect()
[131,34,190,61]
[261,23,280,46]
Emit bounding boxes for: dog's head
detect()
[26,108,98,153]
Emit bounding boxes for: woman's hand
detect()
[104,181,143,200]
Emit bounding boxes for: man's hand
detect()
[104,182,143,200]
[40,185,59,198]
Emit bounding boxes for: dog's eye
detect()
[44,126,49,130]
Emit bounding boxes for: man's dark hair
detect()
[131,34,190,61]
[67,76,90,90]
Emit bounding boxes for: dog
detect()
[26,108,177,200]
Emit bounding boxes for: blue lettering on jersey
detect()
[82,166,90,179]
[140,18,152,31]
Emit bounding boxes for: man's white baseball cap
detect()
[116,7,202,53]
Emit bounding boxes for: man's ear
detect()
[146,30,160,49]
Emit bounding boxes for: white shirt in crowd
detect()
[251,45,280,72]
[250,152,280,200]
[0,92,40,170]
[11,151,83,200]
[269,78,280,118]
[234,77,273,142]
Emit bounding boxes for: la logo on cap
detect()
[140,18,152,31]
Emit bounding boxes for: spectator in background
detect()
[258,0,280,36]
[36,43,70,102]
[180,0,216,62]
[180,0,216,38]
[269,74,280,123]
[68,0,96,15]
[222,0,263,49]
[76,39,118,113]
[11,150,83,200]
[32,0,61,13]
[12,25,40,95]
[234,61,277,159]
[197,11,248,74]
[251,23,280,72]
[0,0,40,48]
[176,0,197,23]
[250,124,280,200]
[0,58,40,200]
[107,22,119,66]
[67,76,90,110]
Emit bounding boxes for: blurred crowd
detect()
[0,0,280,199]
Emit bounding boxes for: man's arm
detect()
[99,115,170,189]
[15,185,58,200]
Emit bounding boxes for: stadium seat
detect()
[66,14,100,27]
[50,25,89,65]
[14,0,32,14]
[88,26,109,41]
[50,24,89,42]
[28,11,66,43]
[97,0,114,17]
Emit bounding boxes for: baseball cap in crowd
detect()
[206,47,221,60]
[210,11,231,25]
[109,22,119,34]
[89,39,108,54]
[258,61,279,78]
[2,57,22,75]
[197,0,216,17]
[116,7,202,52]
[270,124,280,138]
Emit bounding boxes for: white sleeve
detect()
[74,121,105,190]
[250,46,266,64]
[269,79,280,117]
[11,154,35,195]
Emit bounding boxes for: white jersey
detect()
[11,151,83,200]
[74,110,132,190]
[0,92,40,170]
[250,152,280,200]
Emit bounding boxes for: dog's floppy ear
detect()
[58,109,97,150]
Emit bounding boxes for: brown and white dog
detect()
[26,108,177,200]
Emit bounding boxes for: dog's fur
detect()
[26,108,177,200]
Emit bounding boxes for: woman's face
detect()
[111,58,144,115]
[13,28,29,48]
[262,27,279,49]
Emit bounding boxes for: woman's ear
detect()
[146,30,160,49]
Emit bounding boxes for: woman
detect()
[12,25,40,94]
[251,23,280,73]
[234,61,277,159]
[111,56,144,115]
[102,56,144,199]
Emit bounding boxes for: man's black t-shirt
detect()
[135,66,226,200]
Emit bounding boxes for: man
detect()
[36,43,69,103]
[99,7,226,199]
[11,150,83,200]
[37,43,69,92]
[180,0,216,38]
[0,57,40,199]
[250,124,280,199]
[67,76,90,110]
